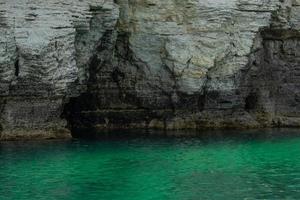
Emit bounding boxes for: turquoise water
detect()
[1,130,300,200]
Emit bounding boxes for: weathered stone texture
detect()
[1,0,300,139]
[0,0,118,139]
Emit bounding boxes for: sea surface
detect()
[1,129,300,200]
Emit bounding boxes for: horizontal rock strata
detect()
[1,0,300,139]
[0,0,118,139]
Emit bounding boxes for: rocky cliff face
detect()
[0,0,118,139]
[1,0,300,139]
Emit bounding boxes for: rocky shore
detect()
[1,0,300,140]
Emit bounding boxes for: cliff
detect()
[1,0,300,139]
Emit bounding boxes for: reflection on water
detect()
[1,129,300,200]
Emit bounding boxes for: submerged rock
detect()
[1,0,300,139]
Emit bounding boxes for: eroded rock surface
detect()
[1,0,300,139]
[0,0,118,139]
